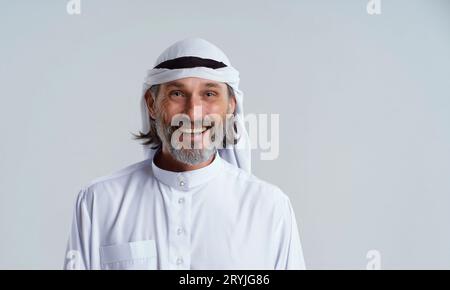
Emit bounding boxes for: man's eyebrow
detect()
[165,82,185,88]
[203,82,222,88]
[164,81,223,89]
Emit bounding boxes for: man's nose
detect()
[184,96,204,123]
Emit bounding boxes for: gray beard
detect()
[155,118,216,166]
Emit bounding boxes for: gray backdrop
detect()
[1,0,449,269]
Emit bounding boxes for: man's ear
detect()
[145,89,157,120]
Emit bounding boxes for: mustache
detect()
[168,118,217,134]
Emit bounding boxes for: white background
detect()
[0,0,449,269]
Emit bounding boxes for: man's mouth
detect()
[178,126,211,134]
[172,125,215,145]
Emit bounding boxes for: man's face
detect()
[147,77,236,165]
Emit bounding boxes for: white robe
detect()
[64,154,305,270]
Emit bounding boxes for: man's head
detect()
[137,38,251,172]
[140,77,236,165]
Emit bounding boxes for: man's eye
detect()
[205,91,217,97]
[170,91,184,97]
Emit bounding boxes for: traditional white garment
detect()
[64,153,305,270]
[64,38,305,270]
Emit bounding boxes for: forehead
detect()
[162,77,226,89]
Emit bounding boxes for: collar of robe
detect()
[151,152,222,192]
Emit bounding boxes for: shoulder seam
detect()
[84,159,151,189]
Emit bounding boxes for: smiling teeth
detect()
[179,127,208,134]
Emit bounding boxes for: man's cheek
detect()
[210,119,226,147]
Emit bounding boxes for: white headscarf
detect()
[140,38,251,173]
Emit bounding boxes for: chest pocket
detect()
[100,240,157,270]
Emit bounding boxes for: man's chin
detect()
[168,147,216,166]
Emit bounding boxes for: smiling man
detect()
[64,38,305,270]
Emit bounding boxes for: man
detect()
[64,38,305,270]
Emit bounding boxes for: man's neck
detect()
[154,147,215,172]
